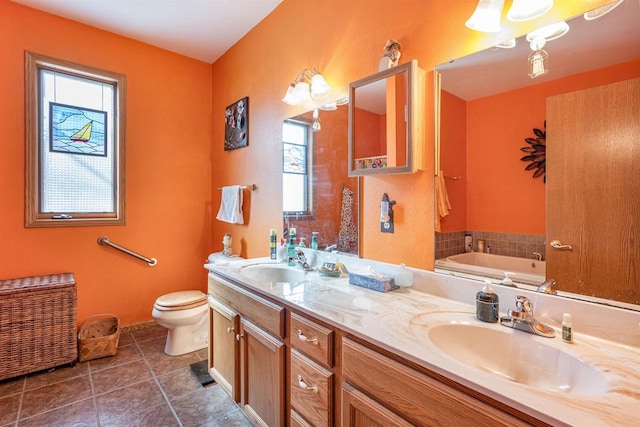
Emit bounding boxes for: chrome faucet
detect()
[324,244,338,252]
[500,296,555,338]
[532,252,543,261]
[537,279,557,295]
[289,250,313,271]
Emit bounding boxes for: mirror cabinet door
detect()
[348,59,425,176]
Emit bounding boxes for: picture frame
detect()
[224,97,249,151]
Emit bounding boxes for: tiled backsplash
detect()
[435,230,546,261]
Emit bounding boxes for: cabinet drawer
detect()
[342,338,530,426]
[290,409,312,427]
[208,274,285,339]
[290,312,334,367]
[290,350,333,427]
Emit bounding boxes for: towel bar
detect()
[217,184,256,191]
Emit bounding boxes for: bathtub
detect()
[435,252,545,286]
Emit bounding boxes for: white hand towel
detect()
[216,185,244,224]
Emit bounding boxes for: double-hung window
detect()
[282,118,313,218]
[25,52,125,227]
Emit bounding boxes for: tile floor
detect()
[0,322,251,427]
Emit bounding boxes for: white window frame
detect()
[24,52,126,227]
[283,118,314,219]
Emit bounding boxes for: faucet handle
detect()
[514,296,532,313]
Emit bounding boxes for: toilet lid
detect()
[155,290,206,310]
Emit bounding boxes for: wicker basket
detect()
[77,314,120,362]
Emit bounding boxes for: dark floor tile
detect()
[136,336,166,359]
[100,402,179,427]
[117,332,136,347]
[18,397,97,427]
[20,375,93,419]
[0,375,24,397]
[87,343,142,372]
[130,323,167,343]
[0,393,21,425]
[145,352,200,377]
[171,385,239,427]
[25,363,89,391]
[201,407,253,427]
[157,365,203,402]
[195,348,208,360]
[91,360,152,395]
[95,379,166,425]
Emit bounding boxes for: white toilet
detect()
[151,290,209,356]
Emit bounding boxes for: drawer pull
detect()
[297,329,318,345]
[297,375,318,393]
[226,326,234,334]
[235,333,244,341]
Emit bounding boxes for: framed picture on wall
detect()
[224,97,248,151]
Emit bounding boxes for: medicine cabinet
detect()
[348,59,425,176]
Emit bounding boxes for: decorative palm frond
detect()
[520,121,546,183]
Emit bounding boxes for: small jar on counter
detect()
[476,280,499,323]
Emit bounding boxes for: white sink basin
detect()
[239,263,308,283]
[428,323,609,396]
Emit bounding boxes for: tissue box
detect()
[348,272,398,293]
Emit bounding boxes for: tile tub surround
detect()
[435,230,546,260]
[206,255,640,426]
[0,322,250,427]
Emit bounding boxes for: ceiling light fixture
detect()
[584,0,624,20]
[528,36,549,78]
[282,68,332,107]
[507,0,554,22]
[526,21,570,43]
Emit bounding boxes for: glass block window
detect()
[283,119,313,216]
[25,52,126,227]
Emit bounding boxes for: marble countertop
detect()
[205,257,640,426]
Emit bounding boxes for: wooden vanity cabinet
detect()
[288,311,336,426]
[208,275,286,426]
[341,337,535,426]
[207,297,240,402]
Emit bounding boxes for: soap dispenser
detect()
[501,272,517,288]
[476,280,499,323]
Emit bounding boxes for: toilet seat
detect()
[154,290,207,311]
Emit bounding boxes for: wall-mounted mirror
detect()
[283,104,359,255]
[348,60,425,176]
[434,0,640,308]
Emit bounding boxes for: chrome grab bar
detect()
[97,236,158,267]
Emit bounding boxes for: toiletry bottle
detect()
[270,229,277,260]
[477,239,485,253]
[287,233,296,266]
[562,313,573,343]
[311,232,318,250]
[486,245,491,254]
[465,233,472,253]
[501,272,516,287]
[476,280,499,323]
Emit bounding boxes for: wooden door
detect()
[546,78,640,304]
[239,318,285,427]
[208,298,240,402]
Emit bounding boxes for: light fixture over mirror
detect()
[465,0,554,33]
[282,68,332,108]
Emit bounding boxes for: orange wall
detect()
[1,0,612,325]
[440,59,640,235]
[210,0,609,269]
[0,0,213,326]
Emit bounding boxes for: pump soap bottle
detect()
[476,280,499,323]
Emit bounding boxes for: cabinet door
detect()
[239,318,285,427]
[342,383,412,427]
[208,297,239,402]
